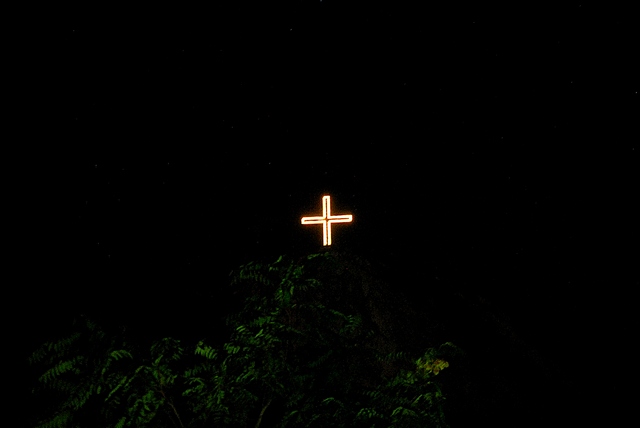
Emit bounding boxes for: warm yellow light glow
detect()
[301,195,353,246]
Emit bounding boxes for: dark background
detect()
[21,2,637,426]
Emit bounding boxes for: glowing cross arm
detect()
[301,195,353,246]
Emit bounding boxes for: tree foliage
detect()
[30,252,457,427]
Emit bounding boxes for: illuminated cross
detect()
[301,195,353,246]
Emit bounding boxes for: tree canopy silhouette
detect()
[30,251,458,427]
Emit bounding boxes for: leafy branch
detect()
[30,252,456,428]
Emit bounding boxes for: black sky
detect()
[21,3,637,424]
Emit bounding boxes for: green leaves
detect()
[194,340,217,360]
[110,349,133,361]
[29,252,455,428]
[38,356,82,383]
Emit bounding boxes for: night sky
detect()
[22,3,637,426]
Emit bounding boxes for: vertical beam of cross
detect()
[301,195,353,246]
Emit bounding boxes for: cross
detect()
[301,195,353,246]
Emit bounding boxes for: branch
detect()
[254,398,272,428]
[166,397,186,428]
[157,371,185,428]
